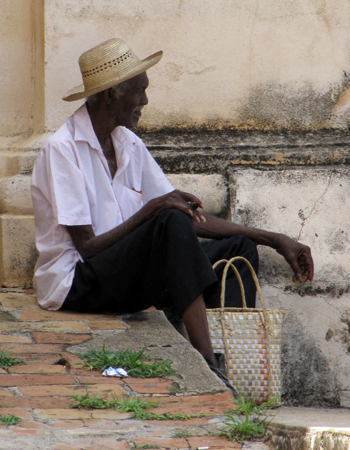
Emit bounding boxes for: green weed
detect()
[70,388,204,421]
[133,411,205,421]
[220,392,281,441]
[0,414,21,427]
[131,444,160,449]
[166,383,187,395]
[172,430,194,438]
[71,388,157,413]
[225,393,281,416]
[0,349,25,371]
[77,346,176,378]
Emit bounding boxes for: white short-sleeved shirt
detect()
[31,104,174,310]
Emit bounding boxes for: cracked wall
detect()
[228,165,350,406]
[229,167,350,294]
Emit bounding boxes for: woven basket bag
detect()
[207,256,285,403]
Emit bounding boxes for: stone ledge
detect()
[152,147,350,174]
[267,406,350,450]
[1,131,350,179]
[0,214,36,288]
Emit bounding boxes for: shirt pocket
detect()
[119,186,143,221]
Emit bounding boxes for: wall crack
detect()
[297,169,334,240]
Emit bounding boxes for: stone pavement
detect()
[2,289,349,450]
[0,289,259,450]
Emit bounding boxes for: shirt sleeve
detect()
[44,142,92,226]
[140,142,174,203]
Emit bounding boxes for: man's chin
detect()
[128,117,140,129]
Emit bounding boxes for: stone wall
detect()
[0,0,350,407]
[141,129,350,407]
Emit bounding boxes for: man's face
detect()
[110,72,149,129]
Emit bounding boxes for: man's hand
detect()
[275,234,314,282]
[193,214,314,283]
[145,189,206,223]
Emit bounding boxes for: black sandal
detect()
[205,353,238,399]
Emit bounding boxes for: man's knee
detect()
[227,235,259,269]
[154,208,193,230]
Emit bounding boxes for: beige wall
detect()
[0,0,44,139]
[0,1,34,137]
[43,0,350,132]
[2,0,350,137]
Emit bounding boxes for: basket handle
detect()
[213,259,246,309]
[212,256,266,311]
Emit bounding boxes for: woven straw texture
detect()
[63,38,162,102]
[207,257,285,403]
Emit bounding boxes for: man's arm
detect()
[67,189,206,260]
[194,214,314,283]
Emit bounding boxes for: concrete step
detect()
[267,406,350,450]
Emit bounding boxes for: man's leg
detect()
[62,209,217,356]
[61,210,242,396]
[182,294,214,364]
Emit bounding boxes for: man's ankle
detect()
[204,355,217,368]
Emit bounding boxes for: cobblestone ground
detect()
[0,290,270,450]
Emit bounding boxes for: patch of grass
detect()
[70,388,157,413]
[172,430,194,438]
[133,411,206,421]
[131,444,160,449]
[220,413,268,441]
[0,349,25,371]
[166,383,187,395]
[77,346,176,378]
[225,393,281,416]
[220,392,281,441]
[70,388,204,421]
[0,414,21,427]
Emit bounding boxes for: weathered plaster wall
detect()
[44,0,350,131]
[230,167,350,294]
[0,0,35,137]
[230,166,350,406]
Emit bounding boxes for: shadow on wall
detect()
[281,312,340,407]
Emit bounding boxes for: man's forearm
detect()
[68,189,205,260]
[67,206,153,260]
[194,214,281,249]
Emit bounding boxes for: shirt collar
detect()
[72,104,102,152]
[111,124,137,153]
[72,103,137,155]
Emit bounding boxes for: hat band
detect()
[82,51,142,90]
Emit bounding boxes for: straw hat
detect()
[63,38,163,102]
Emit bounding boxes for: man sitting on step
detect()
[31,38,314,396]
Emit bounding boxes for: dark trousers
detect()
[61,209,259,316]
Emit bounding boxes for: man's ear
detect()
[104,88,114,104]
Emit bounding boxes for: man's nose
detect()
[140,92,148,106]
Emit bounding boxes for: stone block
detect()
[33,409,93,420]
[0,293,42,310]
[17,150,40,175]
[0,321,90,333]
[0,151,19,178]
[0,374,76,386]
[0,214,37,288]
[0,175,33,214]
[131,437,189,449]
[261,287,350,407]
[229,167,350,294]
[167,174,228,216]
